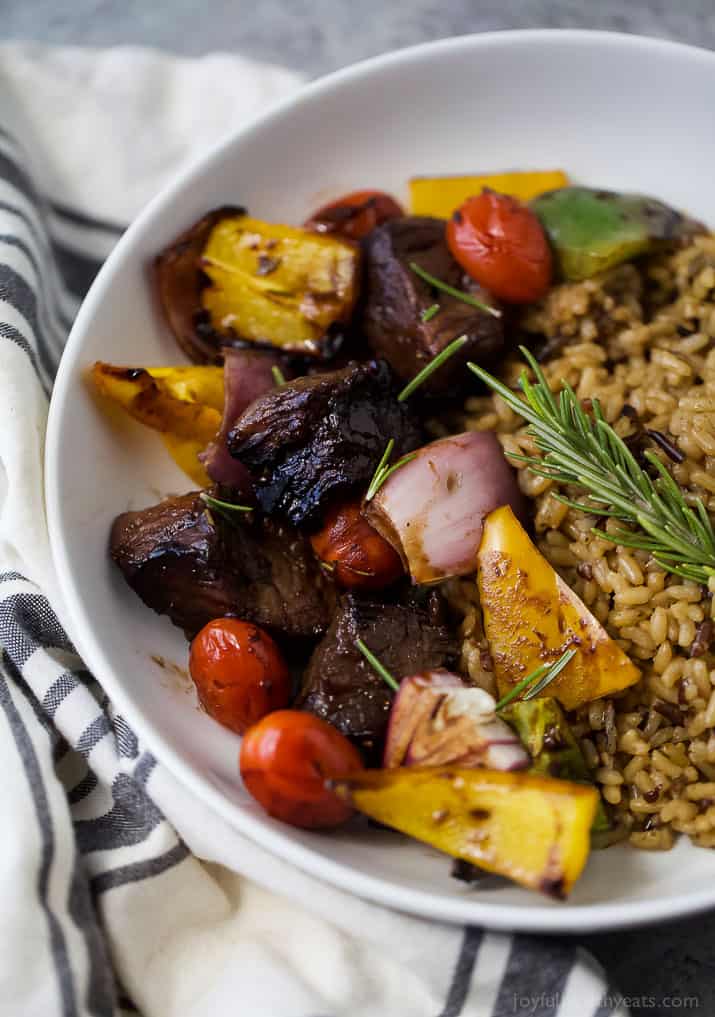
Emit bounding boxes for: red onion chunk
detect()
[384,670,528,771]
[200,347,282,489]
[365,431,524,584]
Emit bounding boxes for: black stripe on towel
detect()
[0,201,77,326]
[68,771,99,805]
[74,772,164,853]
[113,714,140,760]
[42,672,80,718]
[0,262,60,377]
[49,199,126,237]
[0,673,79,1017]
[91,841,190,896]
[0,591,74,665]
[0,231,72,339]
[0,319,42,379]
[0,147,42,206]
[492,936,577,1017]
[66,850,117,1016]
[438,925,483,1017]
[50,239,103,299]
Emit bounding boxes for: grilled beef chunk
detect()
[298,594,458,754]
[110,493,336,640]
[227,360,422,528]
[362,217,505,395]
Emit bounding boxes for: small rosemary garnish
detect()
[397,335,469,402]
[495,648,576,712]
[200,492,253,519]
[469,348,715,586]
[421,302,440,322]
[409,261,501,319]
[355,638,399,692]
[271,365,286,386]
[365,438,417,501]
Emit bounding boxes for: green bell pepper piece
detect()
[502,696,611,833]
[531,186,697,281]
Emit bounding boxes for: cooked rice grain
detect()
[448,236,715,851]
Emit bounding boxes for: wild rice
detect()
[445,236,715,851]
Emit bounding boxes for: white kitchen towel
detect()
[0,42,628,1017]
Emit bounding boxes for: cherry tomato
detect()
[189,618,291,735]
[447,189,552,303]
[310,499,403,590]
[240,710,362,828]
[305,189,403,241]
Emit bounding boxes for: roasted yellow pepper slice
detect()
[333,766,597,897]
[409,169,569,218]
[477,505,640,711]
[91,363,224,485]
[201,214,359,355]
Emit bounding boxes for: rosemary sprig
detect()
[365,438,417,501]
[468,347,715,586]
[271,365,286,386]
[355,638,399,692]
[409,262,501,319]
[398,335,469,402]
[200,492,253,522]
[495,648,576,712]
[421,302,440,322]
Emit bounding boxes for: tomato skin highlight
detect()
[189,618,291,735]
[447,190,552,303]
[240,710,363,828]
[310,499,403,590]
[305,189,403,241]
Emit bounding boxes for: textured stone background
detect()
[6,1,715,1012]
[4,0,715,73]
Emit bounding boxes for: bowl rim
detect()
[46,28,715,933]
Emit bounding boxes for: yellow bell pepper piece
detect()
[409,170,569,218]
[333,766,597,897]
[91,363,224,486]
[201,214,359,356]
[477,506,640,711]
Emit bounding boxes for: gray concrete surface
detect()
[3,0,715,74]
[4,0,715,1012]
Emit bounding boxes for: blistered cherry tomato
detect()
[310,499,403,590]
[447,190,552,303]
[305,189,403,241]
[240,710,362,828]
[189,618,291,734]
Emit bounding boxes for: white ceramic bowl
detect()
[46,30,715,932]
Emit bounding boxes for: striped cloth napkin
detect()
[0,41,628,1017]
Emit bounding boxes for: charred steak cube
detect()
[297,594,458,754]
[362,217,505,395]
[110,493,336,640]
[227,360,421,528]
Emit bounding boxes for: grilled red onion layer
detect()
[364,431,524,584]
[384,670,528,771]
[200,347,282,489]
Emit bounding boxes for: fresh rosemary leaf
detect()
[523,648,577,701]
[365,437,417,501]
[366,439,394,501]
[398,335,469,402]
[421,302,440,322]
[494,648,576,711]
[355,638,399,692]
[469,349,715,586]
[201,492,253,515]
[409,262,501,318]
